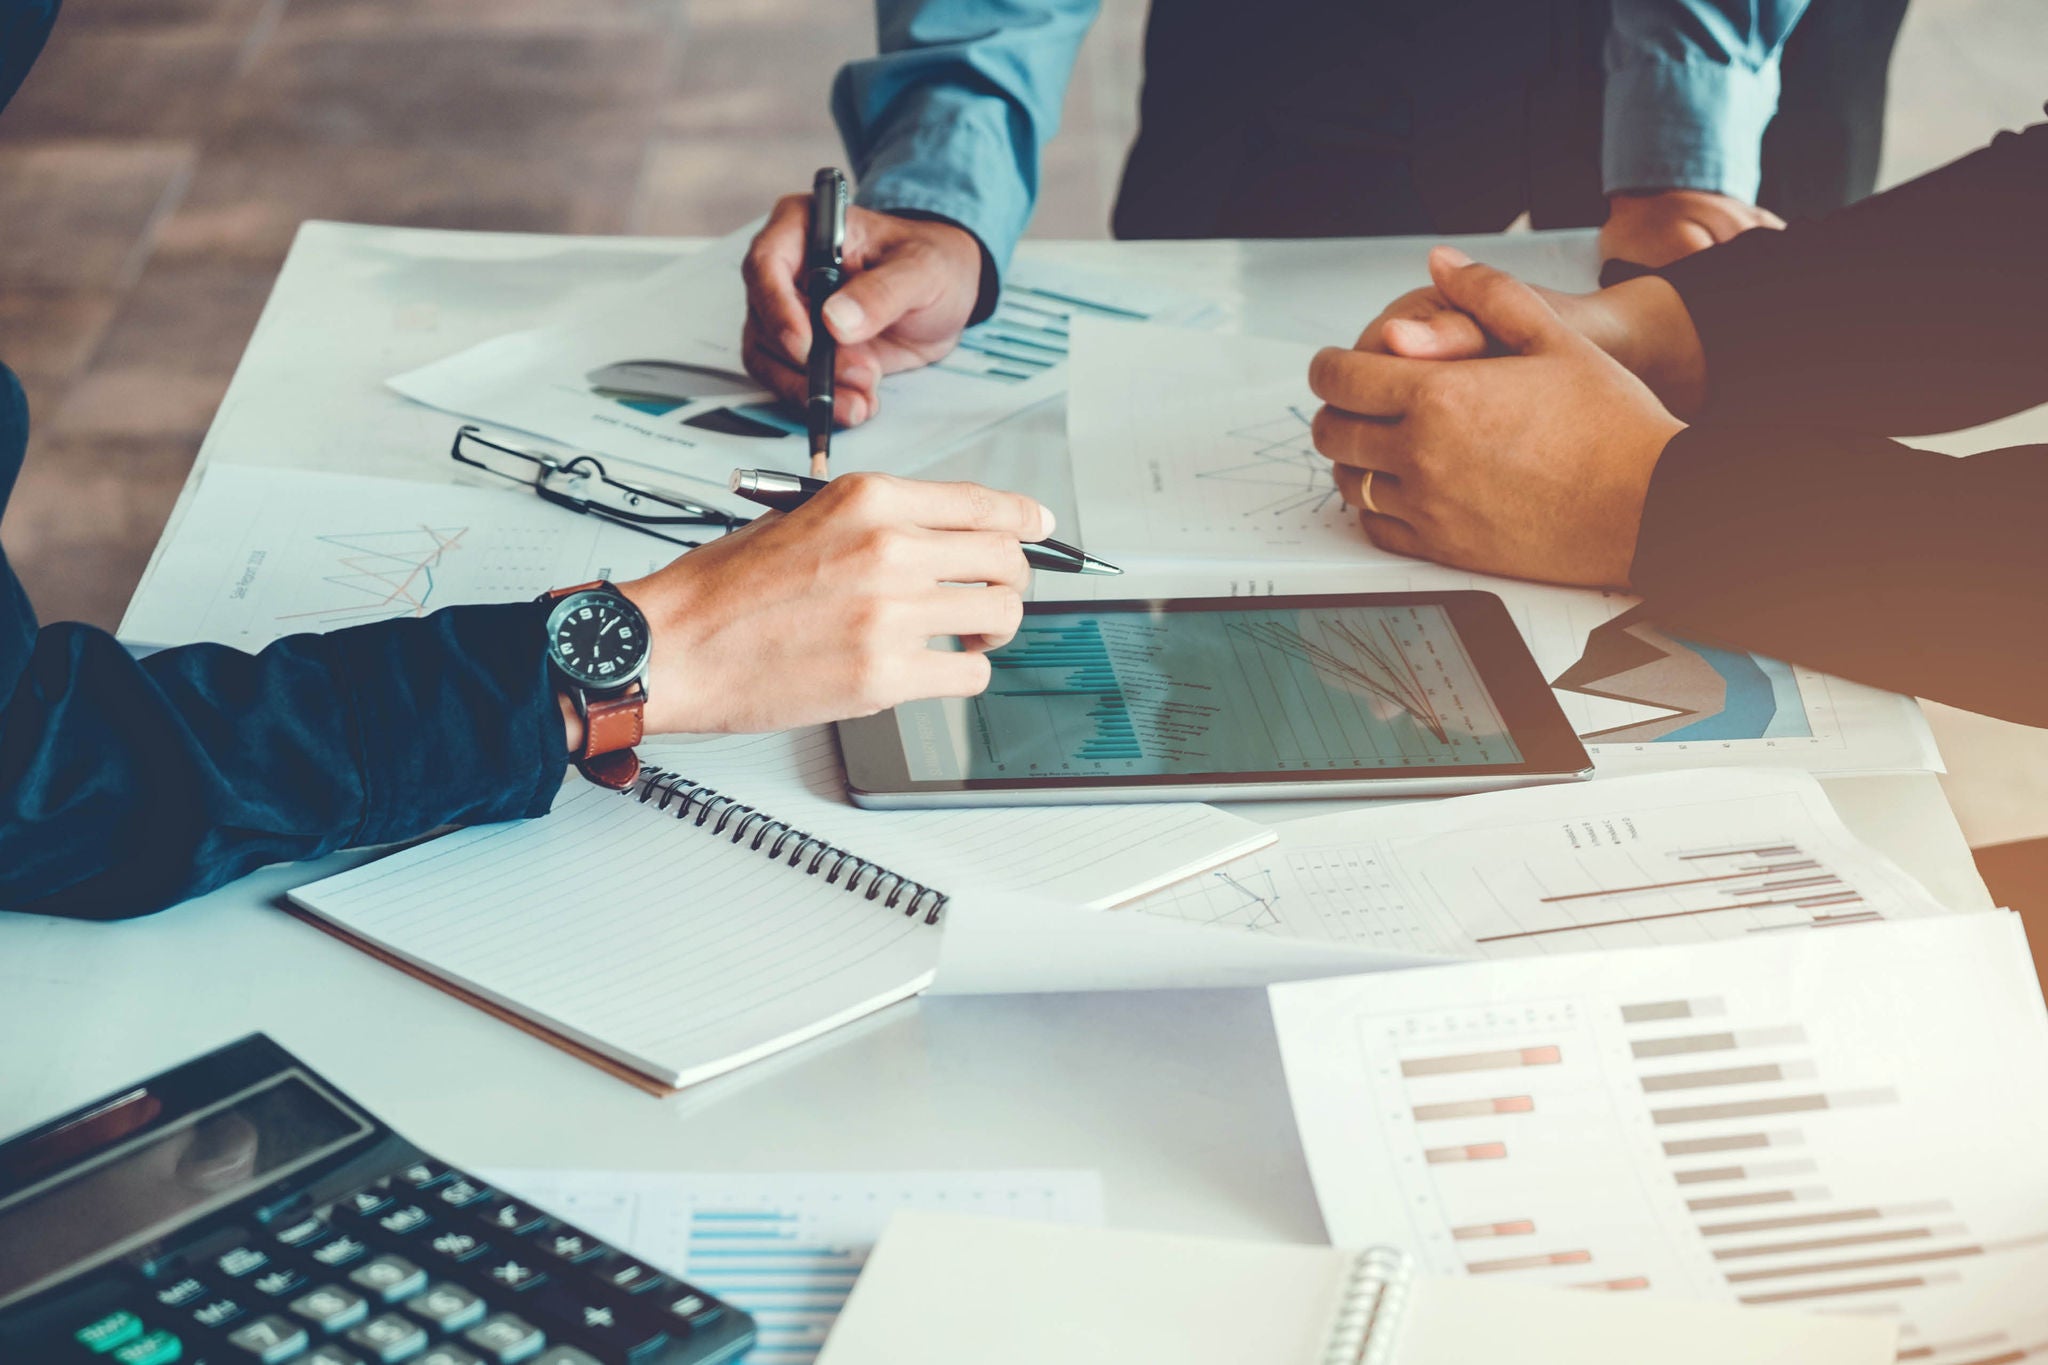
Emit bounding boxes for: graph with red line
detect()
[275,525,472,626]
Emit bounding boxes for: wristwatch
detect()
[539,580,651,790]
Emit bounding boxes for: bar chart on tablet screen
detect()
[1272,918,2048,1364]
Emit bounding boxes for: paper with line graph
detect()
[119,465,677,650]
[1067,317,1399,564]
[1271,911,2048,1363]
[1125,769,1952,955]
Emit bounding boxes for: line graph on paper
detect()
[1197,406,1344,519]
[1140,867,1285,932]
[274,525,472,626]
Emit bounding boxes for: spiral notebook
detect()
[288,764,1269,1093]
[816,1213,1897,1365]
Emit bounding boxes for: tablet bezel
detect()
[835,590,1591,801]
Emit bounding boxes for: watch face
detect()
[547,589,651,691]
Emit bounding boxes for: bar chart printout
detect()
[1269,914,2048,1364]
[478,1170,1103,1364]
[1123,768,1948,956]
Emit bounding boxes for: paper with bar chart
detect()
[1122,768,1952,955]
[1271,912,2048,1364]
[119,465,676,651]
[392,231,1217,498]
[1067,318,1402,564]
[475,1169,1103,1365]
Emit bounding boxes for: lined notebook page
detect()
[290,780,941,1088]
[643,728,1273,907]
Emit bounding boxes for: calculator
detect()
[0,1035,756,1365]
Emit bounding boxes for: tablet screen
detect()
[892,601,1522,781]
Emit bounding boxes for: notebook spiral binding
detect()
[1323,1245,1414,1365]
[628,765,949,925]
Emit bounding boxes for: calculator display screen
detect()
[0,1073,370,1308]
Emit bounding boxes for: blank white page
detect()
[816,1212,1345,1365]
[1398,1277,1896,1363]
[290,779,941,1088]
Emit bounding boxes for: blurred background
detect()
[0,0,2040,861]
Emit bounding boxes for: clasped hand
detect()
[1309,247,1705,590]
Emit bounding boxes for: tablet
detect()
[836,591,1592,808]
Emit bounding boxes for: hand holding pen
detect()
[730,469,1120,576]
[803,168,848,477]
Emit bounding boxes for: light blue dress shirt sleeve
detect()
[1603,0,1813,201]
[830,0,1100,277]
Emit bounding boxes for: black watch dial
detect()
[546,589,651,692]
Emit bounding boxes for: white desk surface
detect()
[0,223,2006,1247]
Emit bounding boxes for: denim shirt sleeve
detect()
[1603,0,1812,201]
[830,0,1099,277]
[0,366,567,919]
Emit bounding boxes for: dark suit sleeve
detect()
[0,367,566,919]
[1655,110,2048,436]
[1630,425,2048,726]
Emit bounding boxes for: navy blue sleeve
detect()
[0,366,567,919]
[1655,111,2048,435]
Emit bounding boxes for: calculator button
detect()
[251,1267,307,1300]
[216,1246,272,1280]
[424,1231,491,1265]
[341,1190,393,1220]
[346,1313,429,1364]
[435,1179,490,1209]
[156,1278,210,1310]
[529,1229,601,1265]
[473,1202,548,1237]
[479,1256,547,1294]
[463,1313,545,1365]
[375,1206,435,1238]
[658,1291,723,1331]
[407,1283,486,1334]
[525,1282,667,1365]
[226,1316,310,1363]
[310,1236,370,1270]
[111,1331,184,1365]
[530,1351,601,1365]
[349,1256,428,1304]
[395,1162,451,1191]
[588,1258,665,1298]
[418,1349,485,1365]
[76,1309,146,1354]
[276,1217,330,1249]
[306,1349,367,1365]
[290,1285,370,1334]
[193,1296,249,1332]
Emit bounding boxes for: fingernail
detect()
[823,295,865,336]
[1433,245,1473,268]
[1037,505,1057,540]
[782,330,808,362]
[1383,318,1424,351]
[846,393,870,424]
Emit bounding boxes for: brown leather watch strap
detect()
[575,683,646,790]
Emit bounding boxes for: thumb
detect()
[1426,245,1563,355]
[821,254,946,346]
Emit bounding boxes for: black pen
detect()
[729,469,1123,576]
[805,168,849,479]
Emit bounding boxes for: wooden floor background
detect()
[0,0,2040,862]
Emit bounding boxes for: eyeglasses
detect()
[449,425,748,548]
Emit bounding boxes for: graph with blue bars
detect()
[987,619,1142,763]
[969,605,1522,777]
[477,1170,1101,1365]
